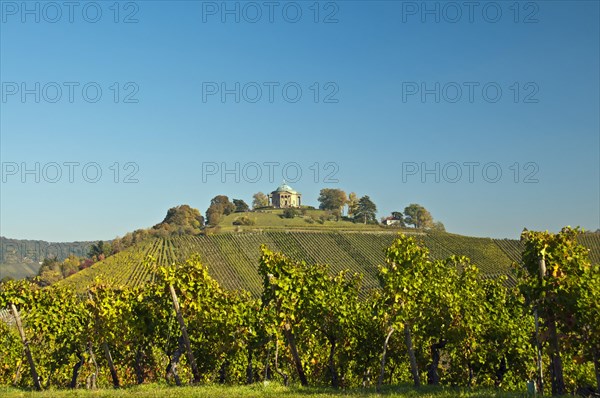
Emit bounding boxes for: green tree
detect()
[59,255,81,278]
[206,196,235,226]
[252,192,269,209]
[403,204,434,229]
[154,205,204,235]
[37,267,63,286]
[211,195,236,215]
[432,221,446,232]
[88,241,112,259]
[206,207,224,226]
[233,199,250,213]
[391,211,403,221]
[353,196,377,224]
[347,192,359,216]
[318,189,347,214]
[37,256,59,274]
[36,257,63,286]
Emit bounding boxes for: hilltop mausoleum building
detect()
[269,182,301,208]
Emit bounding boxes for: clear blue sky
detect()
[1,0,599,241]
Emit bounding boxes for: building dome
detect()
[275,182,296,194]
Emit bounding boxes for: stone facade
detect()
[269,182,301,208]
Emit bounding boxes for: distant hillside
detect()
[0,237,93,280]
[59,230,600,295]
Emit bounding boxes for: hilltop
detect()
[216,208,383,232]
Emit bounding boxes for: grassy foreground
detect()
[0,383,533,398]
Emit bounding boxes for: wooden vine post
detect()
[169,284,201,383]
[102,341,120,388]
[377,326,395,392]
[533,309,544,395]
[533,256,546,395]
[540,256,565,396]
[10,303,42,390]
[282,322,307,386]
[404,324,420,387]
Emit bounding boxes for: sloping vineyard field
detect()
[58,231,600,295]
[491,233,600,268]
[492,238,523,264]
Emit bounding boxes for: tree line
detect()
[205,189,444,230]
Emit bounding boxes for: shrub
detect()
[282,208,297,219]
[233,216,255,226]
[326,210,341,221]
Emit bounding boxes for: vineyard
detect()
[1,228,599,394]
[57,230,600,295]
